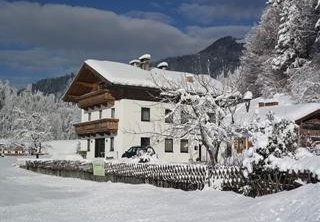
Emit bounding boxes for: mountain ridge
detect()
[152,36,244,77]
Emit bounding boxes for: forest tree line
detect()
[240,0,320,103]
[0,80,80,147]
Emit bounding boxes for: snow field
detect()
[1,157,320,222]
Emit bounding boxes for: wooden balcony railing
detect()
[301,129,320,138]
[74,118,119,136]
[78,90,115,110]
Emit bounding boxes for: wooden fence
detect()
[22,160,207,191]
[21,160,319,197]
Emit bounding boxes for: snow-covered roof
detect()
[232,94,320,126]
[85,59,222,91]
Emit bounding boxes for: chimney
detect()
[139,54,151,70]
[186,74,194,83]
[157,62,169,70]
[129,59,140,67]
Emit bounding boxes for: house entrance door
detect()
[95,138,105,158]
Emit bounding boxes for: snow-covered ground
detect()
[1,157,320,222]
[43,140,83,160]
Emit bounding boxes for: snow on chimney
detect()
[139,54,151,70]
[157,62,169,70]
[129,59,140,67]
[186,74,194,83]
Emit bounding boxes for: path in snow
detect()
[0,157,319,222]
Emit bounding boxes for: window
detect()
[98,82,104,90]
[180,139,188,153]
[141,137,150,147]
[165,109,173,123]
[181,110,188,124]
[207,113,215,123]
[234,138,247,153]
[87,139,90,152]
[141,108,150,122]
[165,138,173,153]
[99,110,102,119]
[111,108,115,118]
[110,137,114,152]
[88,112,91,121]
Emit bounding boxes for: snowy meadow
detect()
[1,157,320,222]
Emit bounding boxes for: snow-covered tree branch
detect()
[0,81,80,146]
[153,73,242,165]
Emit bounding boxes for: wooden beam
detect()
[67,95,80,101]
[76,81,95,88]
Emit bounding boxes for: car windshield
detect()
[127,147,140,153]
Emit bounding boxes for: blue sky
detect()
[0,0,266,87]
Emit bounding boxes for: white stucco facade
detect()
[62,59,218,163]
[79,99,203,163]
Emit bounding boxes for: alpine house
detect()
[63,54,221,162]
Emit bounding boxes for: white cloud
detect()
[124,11,172,24]
[0,48,72,70]
[0,1,202,62]
[0,1,252,86]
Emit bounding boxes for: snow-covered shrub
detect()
[243,112,299,176]
[294,147,314,159]
[138,147,158,163]
[242,147,263,177]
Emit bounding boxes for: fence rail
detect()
[21,160,319,197]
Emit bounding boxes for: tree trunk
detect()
[38,143,42,155]
[214,141,221,164]
[206,148,216,166]
[199,126,218,166]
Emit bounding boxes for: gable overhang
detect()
[63,62,162,103]
[62,63,111,102]
[295,109,320,124]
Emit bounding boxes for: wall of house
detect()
[79,101,120,159]
[117,99,204,163]
[78,99,203,163]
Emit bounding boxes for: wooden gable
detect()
[63,64,109,103]
[63,62,161,105]
[296,109,320,146]
[295,109,320,126]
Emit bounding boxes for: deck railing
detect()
[74,118,118,136]
[78,90,115,110]
[301,129,320,138]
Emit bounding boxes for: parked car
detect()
[121,146,146,158]
[121,146,155,158]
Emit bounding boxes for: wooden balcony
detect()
[78,89,115,110]
[74,118,119,136]
[301,129,320,138]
